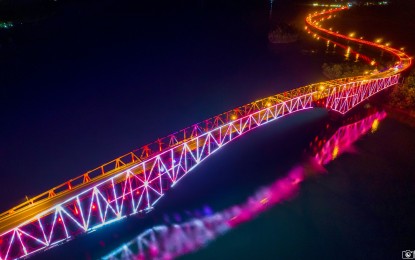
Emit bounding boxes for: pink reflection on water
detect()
[101,111,387,260]
[227,165,304,228]
[314,111,386,165]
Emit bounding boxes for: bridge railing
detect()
[0,69,400,222]
[0,82,329,220]
[0,71,363,221]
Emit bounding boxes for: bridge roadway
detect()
[0,117,257,234]
[0,5,412,260]
[0,94,313,235]
[0,86,321,236]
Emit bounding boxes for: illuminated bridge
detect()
[0,6,411,260]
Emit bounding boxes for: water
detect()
[0,0,414,259]
[99,110,389,260]
[179,115,415,260]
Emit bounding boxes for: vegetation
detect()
[268,23,298,44]
[321,62,373,79]
[389,69,415,110]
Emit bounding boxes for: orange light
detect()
[371,119,379,133]
[260,197,269,204]
[332,145,339,159]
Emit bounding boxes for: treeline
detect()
[268,23,298,44]
[389,69,415,109]
[321,62,373,79]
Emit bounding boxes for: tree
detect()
[389,70,415,109]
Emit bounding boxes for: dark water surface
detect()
[0,0,414,259]
[180,115,415,260]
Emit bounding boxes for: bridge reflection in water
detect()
[100,110,386,260]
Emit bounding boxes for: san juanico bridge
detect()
[0,5,412,260]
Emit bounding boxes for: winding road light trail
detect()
[0,5,411,260]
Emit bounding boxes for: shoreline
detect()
[385,105,415,128]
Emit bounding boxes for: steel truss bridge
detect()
[0,6,412,260]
